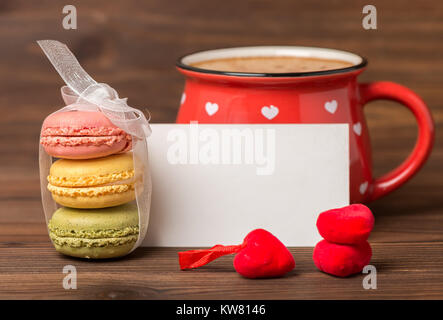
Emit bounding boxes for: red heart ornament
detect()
[316,204,374,244]
[313,239,372,277]
[233,229,295,278]
[178,229,295,279]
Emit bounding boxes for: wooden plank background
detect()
[0,0,442,299]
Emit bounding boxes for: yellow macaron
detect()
[47,153,140,209]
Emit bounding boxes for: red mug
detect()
[176,46,434,203]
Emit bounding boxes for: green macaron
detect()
[48,203,139,259]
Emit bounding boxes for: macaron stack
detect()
[41,109,141,259]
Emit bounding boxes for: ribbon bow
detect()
[37,40,151,139]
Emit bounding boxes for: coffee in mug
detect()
[190,56,354,73]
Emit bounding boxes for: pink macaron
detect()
[40,110,132,159]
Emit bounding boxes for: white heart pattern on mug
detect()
[181,93,186,105]
[324,100,338,114]
[205,102,219,116]
[359,181,368,195]
[261,105,279,120]
[353,122,362,136]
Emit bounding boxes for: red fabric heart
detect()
[313,239,372,277]
[233,229,295,278]
[316,204,374,244]
[178,229,295,279]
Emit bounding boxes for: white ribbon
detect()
[38,40,152,254]
[37,40,151,139]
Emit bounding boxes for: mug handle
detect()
[359,81,434,201]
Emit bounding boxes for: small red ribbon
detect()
[178,243,246,270]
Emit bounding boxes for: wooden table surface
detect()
[0,0,442,299]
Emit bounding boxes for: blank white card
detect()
[143,124,349,247]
